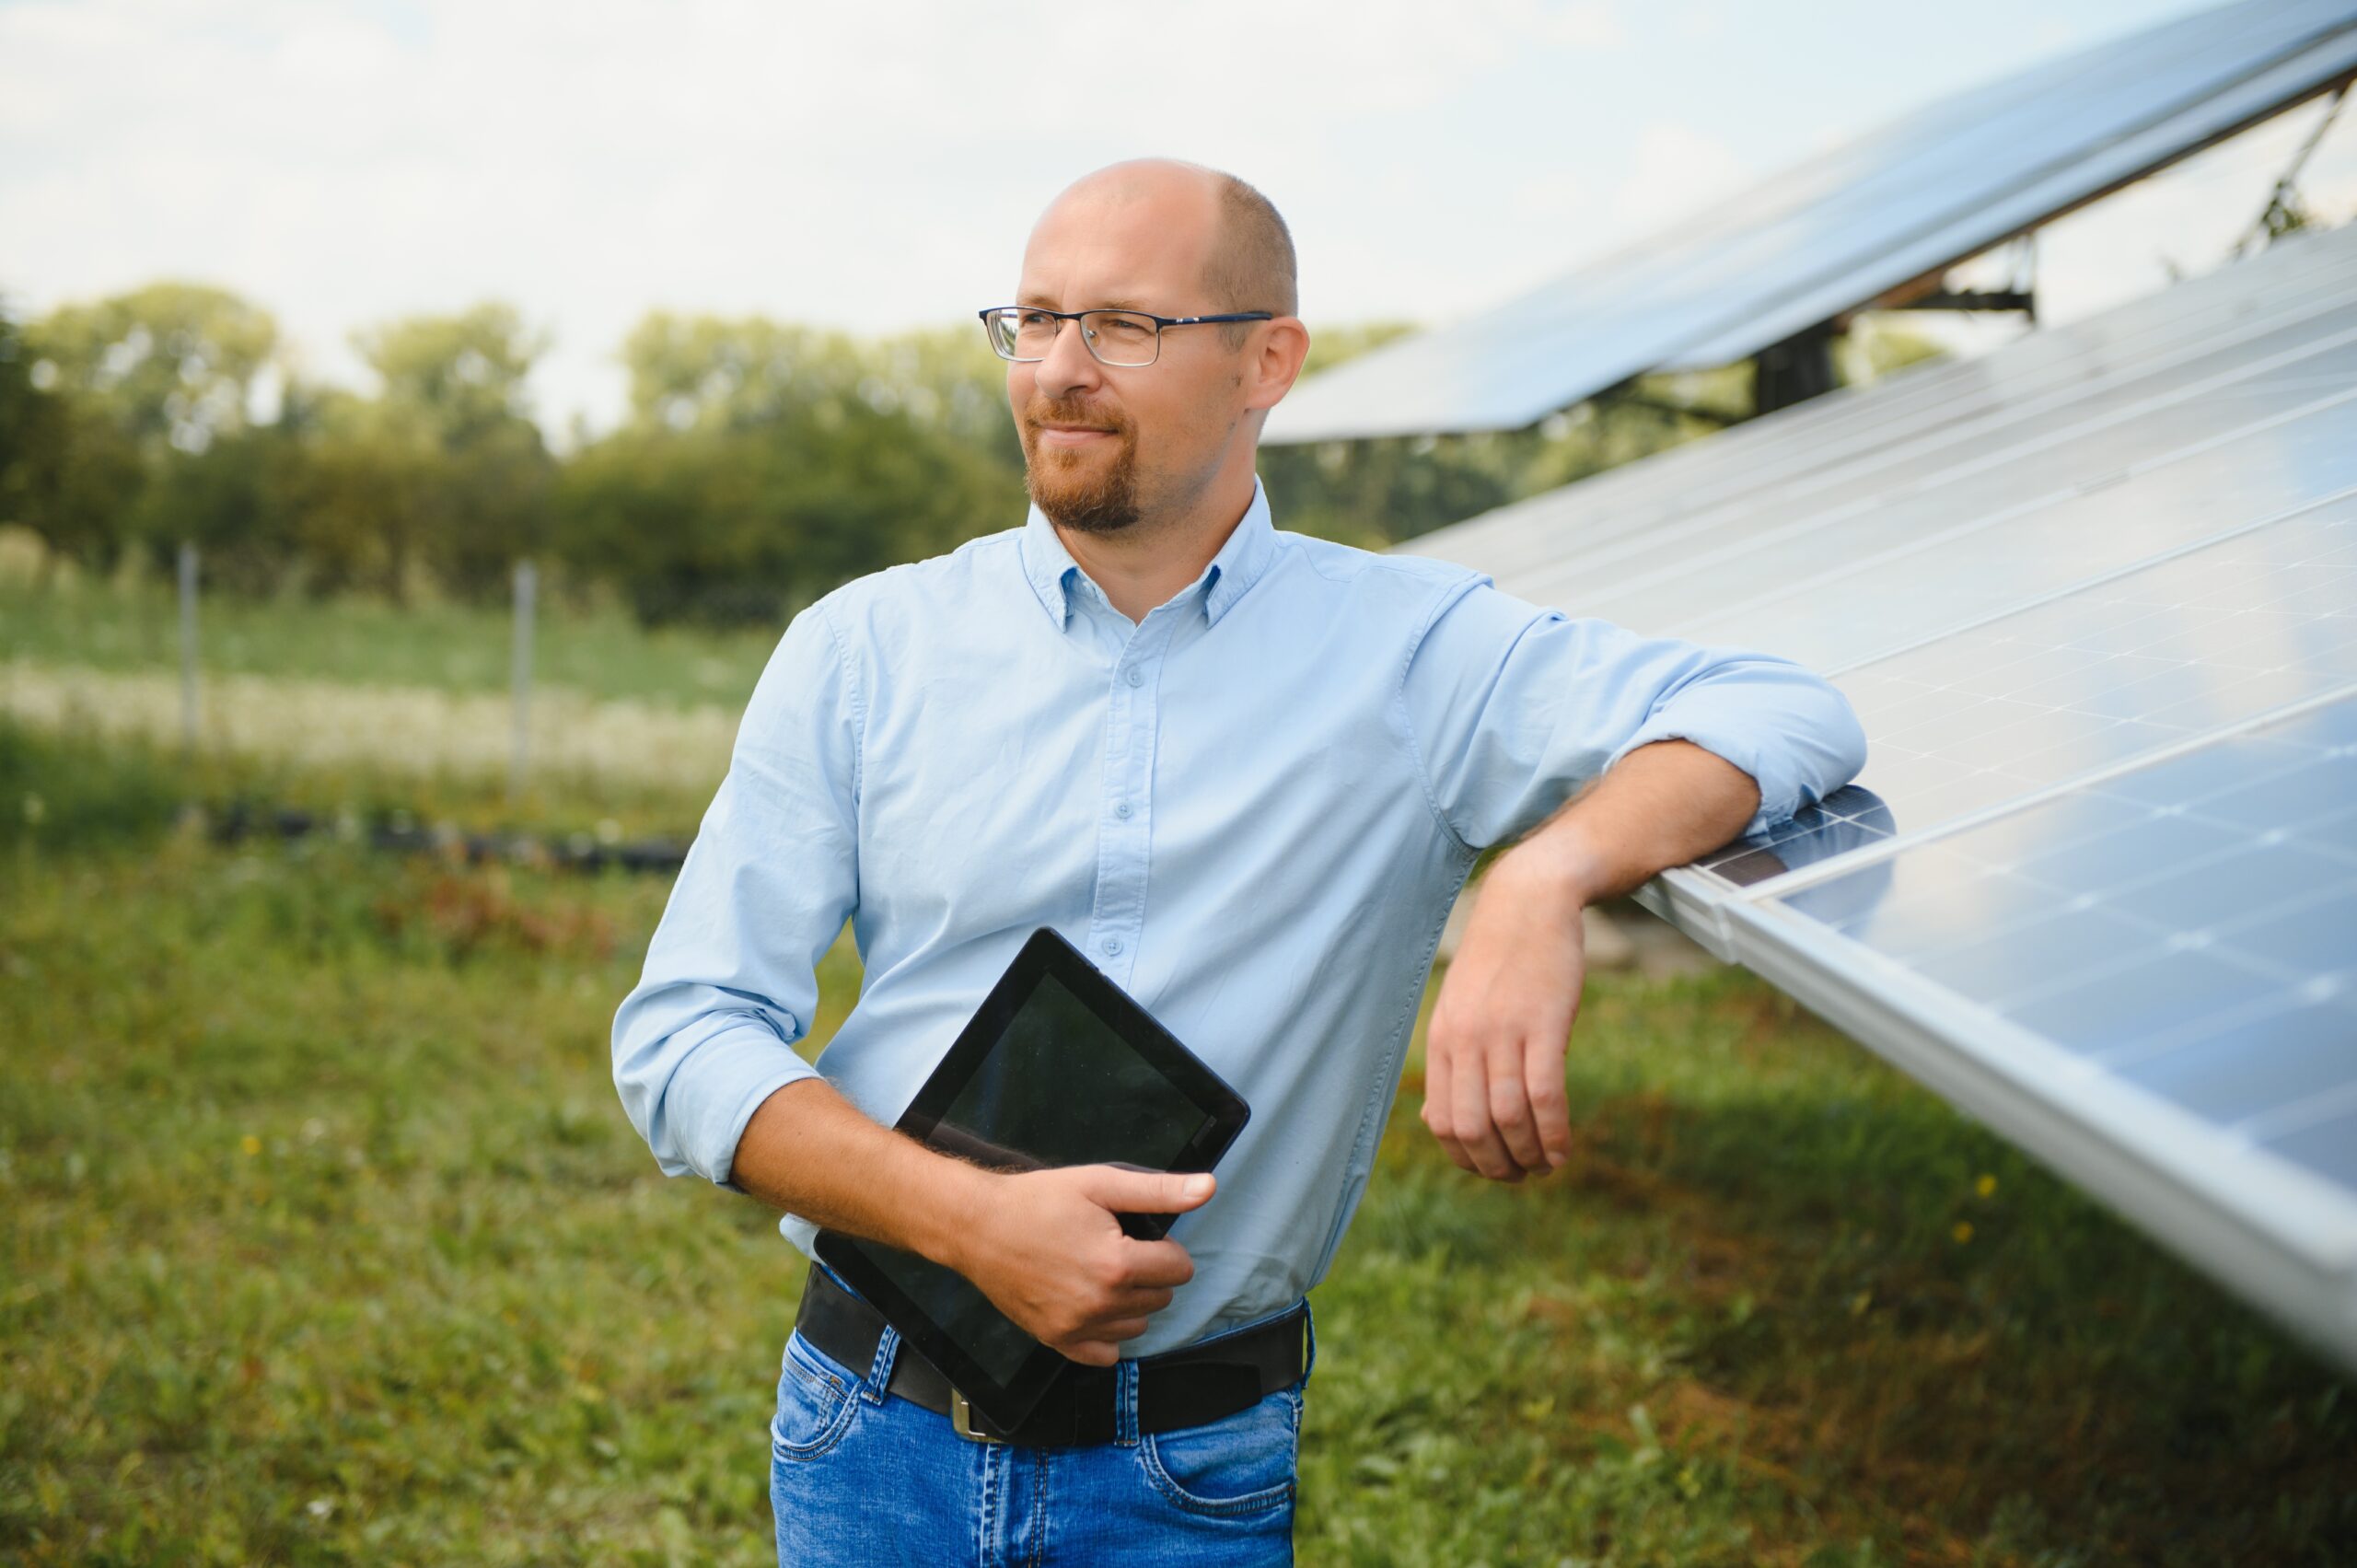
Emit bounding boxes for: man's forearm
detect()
[726,1074,1216,1365]
[728,1076,995,1275]
[1502,738,1761,904]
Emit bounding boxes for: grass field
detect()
[0,566,778,710]
[4,721,2354,1566]
[0,568,771,796]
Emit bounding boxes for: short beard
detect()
[1021,403,1142,535]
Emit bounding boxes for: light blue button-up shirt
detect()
[612,475,1865,1354]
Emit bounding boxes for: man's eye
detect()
[1018,312,1054,328]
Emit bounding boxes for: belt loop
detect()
[1301,1300,1318,1381]
[863,1323,900,1406]
[1115,1357,1140,1446]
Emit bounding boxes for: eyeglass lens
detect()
[988,310,1160,366]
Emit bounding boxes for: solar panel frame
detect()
[1718,694,2357,1373]
[1720,836,2357,1376]
[1267,0,2357,445]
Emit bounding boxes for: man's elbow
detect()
[1750,669,1867,829]
[1785,676,1869,811]
[1822,679,1870,791]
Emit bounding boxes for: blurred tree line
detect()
[0,281,1935,628]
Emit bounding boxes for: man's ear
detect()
[1246,318,1311,413]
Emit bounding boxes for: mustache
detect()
[1022,396,1130,436]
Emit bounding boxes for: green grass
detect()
[0,572,778,709]
[2,724,2351,1566]
[0,712,718,851]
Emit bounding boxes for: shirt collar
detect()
[1019,474,1280,632]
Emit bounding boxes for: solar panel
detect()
[1268,0,2357,444]
[1385,221,2357,1370]
[1819,499,2357,829]
[1747,699,2357,1362]
[1417,229,2357,601]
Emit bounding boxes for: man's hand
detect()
[731,1082,1216,1364]
[947,1164,1214,1365]
[1419,738,1762,1182]
[1422,848,1588,1180]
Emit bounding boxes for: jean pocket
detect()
[770,1330,860,1463]
[1136,1384,1301,1518]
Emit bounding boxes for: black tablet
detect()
[813,925,1249,1433]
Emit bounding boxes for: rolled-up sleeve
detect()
[1399,574,1867,853]
[610,598,862,1192]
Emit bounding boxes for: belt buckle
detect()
[947,1388,1004,1445]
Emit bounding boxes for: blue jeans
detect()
[769,1296,1317,1566]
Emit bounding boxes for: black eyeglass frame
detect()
[977,306,1276,366]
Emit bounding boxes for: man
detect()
[612,157,1866,1565]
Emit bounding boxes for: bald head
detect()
[1046,157,1297,339]
[1008,158,1311,543]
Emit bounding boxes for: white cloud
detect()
[1,0,1634,436]
[1608,121,1749,238]
[8,0,2290,445]
[1535,1,1627,50]
[1673,7,1724,43]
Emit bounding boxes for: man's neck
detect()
[1055,464,1256,625]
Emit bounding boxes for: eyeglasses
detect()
[978,306,1274,367]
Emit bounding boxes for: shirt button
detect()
[1114,801,1132,819]
[1125,668,1143,687]
[1104,936,1124,956]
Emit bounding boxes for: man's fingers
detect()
[1452,1039,1526,1180]
[1422,1040,1477,1173]
[1080,1165,1214,1217]
[1524,1034,1572,1168]
[1421,1036,1455,1139]
[1060,1313,1161,1361]
[1116,1237,1197,1290]
[1105,1284,1176,1317]
[1486,1034,1550,1172]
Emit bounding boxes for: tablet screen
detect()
[855,966,1221,1387]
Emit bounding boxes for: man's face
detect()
[1007,175,1252,536]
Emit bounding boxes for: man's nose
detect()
[1033,317,1104,399]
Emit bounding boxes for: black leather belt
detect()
[794,1261,1309,1446]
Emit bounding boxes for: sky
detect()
[4,0,2352,445]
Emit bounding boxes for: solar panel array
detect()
[1390,222,2357,1373]
[1268,0,2357,444]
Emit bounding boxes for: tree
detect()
[617,310,1017,459]
[559,308,1022,625]
[345,302,556,598]
[0,306,144,577]
[25,282,278,456]
[558,399,1016,627]
[7,284,283,574]
[354,303,548,450]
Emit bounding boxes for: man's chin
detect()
[1029,473,1141,534]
